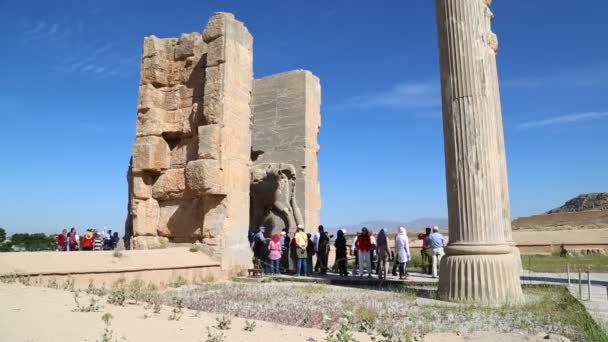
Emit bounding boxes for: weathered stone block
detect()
[132,236,169,250]
[157,198,204,239]
[131,198,160,236]
[185,159,224,195]
[198,124,220,159]
[132,136,170,172]
[202,12,234,42]
[152,168,187,200]
[175,33,205,61]
[132,174,153,199]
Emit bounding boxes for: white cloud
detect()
[519,112,608,129]
[338,80,441,111]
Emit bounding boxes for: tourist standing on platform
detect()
[317,226,329,275]
[422,227,432,274]
[395,227,411,280]
[67,227,79,251]
[352,232,360,275]
[103,230,113,250]
[306,233,315,276]
[334,229,348,277]
[252,226,269,271]
[369,230,377,273]
[376,229,390,279]
[93,230,104,251]
[429,226,445,278]
[294,225,308,276]
[111,232,120,249]
[355,227,372,277]
[56,229,67,251]
[268,234,282,274]
[82,229,94,251]
[281,229,290,273]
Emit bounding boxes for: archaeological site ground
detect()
[1,1,607,342]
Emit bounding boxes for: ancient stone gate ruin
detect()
[125,13,321,268]
[126,1,523,305]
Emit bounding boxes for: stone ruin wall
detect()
[250,71,321,235]
[126,12,253,267]
[126,12,322,266]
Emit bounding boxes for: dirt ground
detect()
[0,283,570,342]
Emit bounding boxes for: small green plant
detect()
[99,313,114,342]
[243,320,256,332]
[0,273,18,284]
[168,297,184,321]
[326,311,354,342]
[108,287,127,306]
[152,296,162,314]
[113,249,123,258]
[205,327,226,342]
[63,277,75,292]
[356,305,378,333]
[72,293,101,312]
[189,243,201,252]
[47,277,59,289]
[17,275,31,286]
[169,275,188,288]
[86,281,108,296]
[216,315,232,330]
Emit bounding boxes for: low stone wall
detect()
[0,247,225,289]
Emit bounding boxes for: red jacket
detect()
[355,234,371,252]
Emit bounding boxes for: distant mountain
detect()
[546,193,608,214]
[512,193,608,231]
[330,217,448,234]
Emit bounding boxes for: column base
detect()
[438,246,523,304]
[510,243,523,272]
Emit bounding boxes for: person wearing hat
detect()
[428,226,445,278]
[253,226,269,271]
[294,225,308,276]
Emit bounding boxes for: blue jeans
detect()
[271,259,280,274]
[297,258,308,276]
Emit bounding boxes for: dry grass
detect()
[158,282,606,341]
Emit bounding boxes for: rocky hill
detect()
[546,193,608,214]
[513,193,608,231]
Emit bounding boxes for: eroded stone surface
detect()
[126,12,254,269]
[435,0,522,304]
[250,70,321,234]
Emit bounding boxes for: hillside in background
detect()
[513,193,608,231]
[546,193,608,214]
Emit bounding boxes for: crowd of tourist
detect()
[249,224,446,279]
[55,228,120,251]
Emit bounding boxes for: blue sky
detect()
[0,0,606,234]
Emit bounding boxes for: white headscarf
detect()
[399,226,407,236]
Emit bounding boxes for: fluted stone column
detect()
[435,0,523,304]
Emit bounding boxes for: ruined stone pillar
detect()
[250,70,321,234]
[435,0,523,303]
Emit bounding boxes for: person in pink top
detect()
[268,234,283,274]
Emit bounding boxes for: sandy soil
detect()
[512,228,608,245]
[0,247,218,275]
[0,283,569,342]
